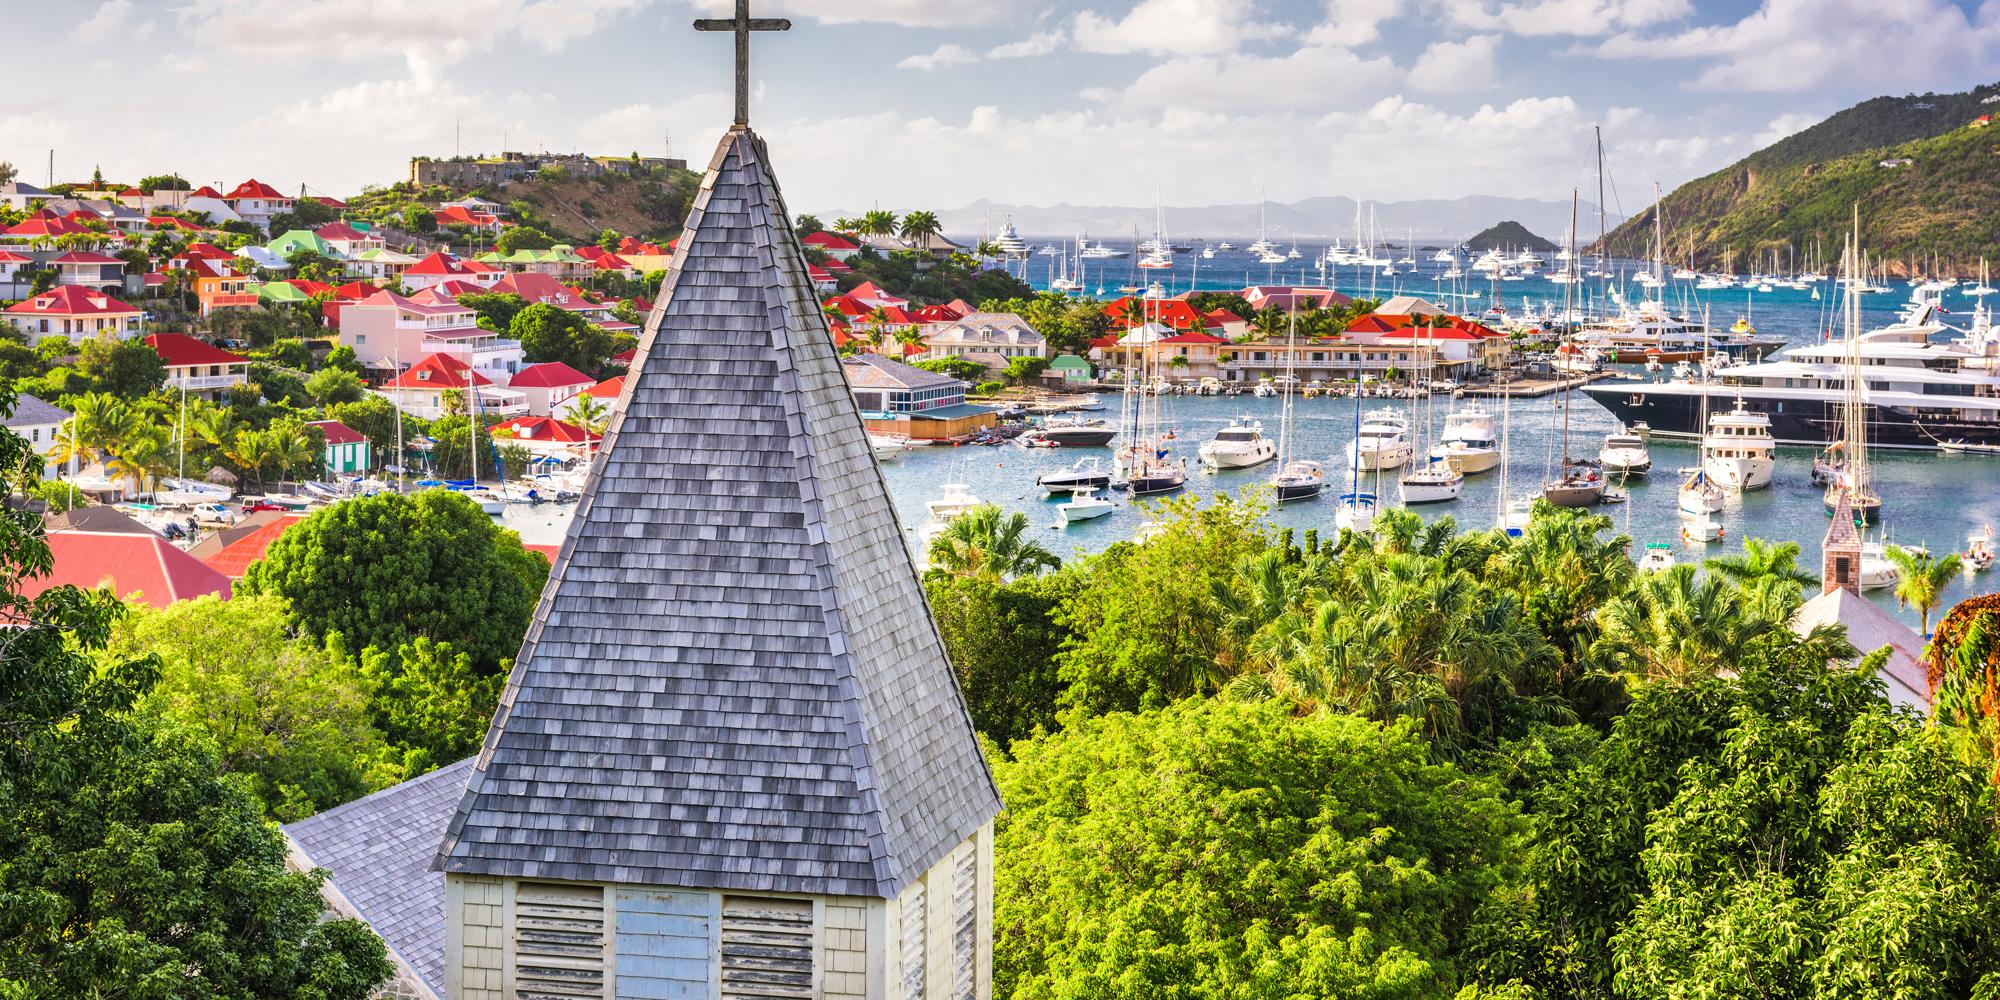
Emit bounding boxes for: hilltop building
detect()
[409,151,687,188]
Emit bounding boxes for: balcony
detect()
[165,373,247,391]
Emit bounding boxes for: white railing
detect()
[165,373,246,390]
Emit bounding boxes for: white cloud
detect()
[989,30,1066,59]
[1113,45,1399,110]
[688,0,1000,26]
[1073,0,1289,55]
[1308,0,1402,45]
[898,43,979,71]
[1409,35,1500,92]
[1596,0,2000,93]
[1755,111,1821,146]
[579,93,732,157]
[174,0,652,63]
[1439,0,1693,37]
[76,0,133,40]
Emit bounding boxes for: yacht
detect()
[1701,398,1777,491]
[1399,457,1463,504]
[990,219,1030,257]
[1639,543,1677,572]
[1598,429,1652,475]
[1346,409,1413,471]
[1198,416,1278,470]
[1125,457,1186,496]
[1273,460,1325,502]
[1584,298,2000,450]
[1055,487,1114,525]
[1430,406,1500,474]
[924,482,983,521]
[1678,468,1725,515]
[868,432,910,460]
[1858,541,1903,591]
[1037,456,1111,494]
[1022,416,1116,447]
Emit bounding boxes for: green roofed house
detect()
[1049,353,1093,383]
[255,280,312,306]
[265,229,342,260]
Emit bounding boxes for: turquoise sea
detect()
[879,243,2000,626]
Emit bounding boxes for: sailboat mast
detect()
[1595,125,1606,274]
[1562,190,1578,468]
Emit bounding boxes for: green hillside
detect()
[1467,220,1557,252]
[1596,82,2000,274]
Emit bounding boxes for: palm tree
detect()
[1886,545,1963,639]
[925,504,1060,581]
[225,427,275,489]
[1705,539,1818,594]
[441,386,467,418]
[267,423,314,484]
[54,393,135,469]
[107,426,173,495]
[1592,565,1788,685]
[859,209,900,238]
[899,210,942,244]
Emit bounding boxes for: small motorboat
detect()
[925,482,984,521]
[1681,513,1724,544]
[1859,542,1904,591]
[1038,457,1111,494]
[869,432,910,460]
[1639,542,1677,571]
[1055,488,1114,525]
[1541,462,1606,508]
[1966,526,1994,572]
[1678,469,1726,515]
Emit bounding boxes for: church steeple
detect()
[1823,488,1864,596]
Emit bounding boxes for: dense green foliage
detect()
[238,490,548,669]
[511,301,615,372]
[924,495,2000,998]
[994,700,1524,999]
[0,392,391,996]
[1599,82,2000,270]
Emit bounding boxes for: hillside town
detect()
[8,4,2000,1000]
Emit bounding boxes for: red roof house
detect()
[492,415,600,446]
[508,361,597,416]
[7,287,144,342]
[223,179,286,201]
[30,530,231,608]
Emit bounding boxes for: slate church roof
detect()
[435,127,1001,899]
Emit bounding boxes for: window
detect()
[951,847,977,1000]
[900,884,926,1000]
[513,881,607,998]
[720,896,813,999]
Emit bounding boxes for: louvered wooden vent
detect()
[721,896,814,999]
[952,846,977,1000]
[513,882,606,1000]
[901,883,927,999]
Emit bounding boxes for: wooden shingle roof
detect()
[435,128,1000,898]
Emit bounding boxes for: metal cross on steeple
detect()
[694,0,791,128]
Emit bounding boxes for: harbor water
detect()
[880,243,2000,626]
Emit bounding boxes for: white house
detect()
[915,311,1047,365]
[4,394,70,478]
[339,289,524,380]
[145,333,250,401]
[504,361,597,417]
[4,286,144,345]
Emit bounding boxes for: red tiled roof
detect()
[5,212,95,238]
[304,419,366,445]
[1346,314,1410,333]
[608,349,636,365]
[284,279,334,296]
[381,351,491,389]
[199,515,308,579]
[329,280,379,300]
[0,251,30,262]
[1379,325,1482,341]
[8,286,140,316]
[313,196,348,208]
[314,222,370,241]
[434,206,497,227]
[145,333,248,367]
[1104,296,1208,331]
[802,231,858,251]
[224,179,286,200]
[845,281,908,307]
[403,251,471,276]
[1204,308,1242,323]
[492,415,599,443]
[911,304,964,322]
[30,530,231,608]
[491,272,600,309]
[179,242,236,261]
[582,376,624,399]
[509,362,595,389]
[148,216,201,231]
[189,185,223,198]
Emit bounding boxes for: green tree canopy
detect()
[76,337,166,398]
[495,225,555,254]
[306,366,367,406]
[994,699,1525,999]
[238,490,550,670]
[510,302,613,372]
[104,594,400,820]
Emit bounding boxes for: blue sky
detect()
[5,0,1997,216]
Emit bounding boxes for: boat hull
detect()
[1127,474,1186,496]
[1581,385,2000,450]
[1274,481,1324,503]
[1039,473,1111,493]
[1057,502,1113,524]
[1433,447,1500,474]
[1035,429,1117,447]
[1399,478,1463,504]
[1542,482,1605,508]
[1703,456,1774,492]
[1348,443,1412,472]
[1199,442,1277,469]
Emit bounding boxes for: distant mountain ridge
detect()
[1596,81,2000,274]
[809,196,1622,245]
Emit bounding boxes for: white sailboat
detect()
[1270,311,1325,503]
[1399,325,1462,504]
[1542,191,1605,508]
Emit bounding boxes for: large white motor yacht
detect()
[1346,409,1413,472]
[1701,399,1777,492]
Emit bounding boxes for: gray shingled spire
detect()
[435,127,1000,898]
